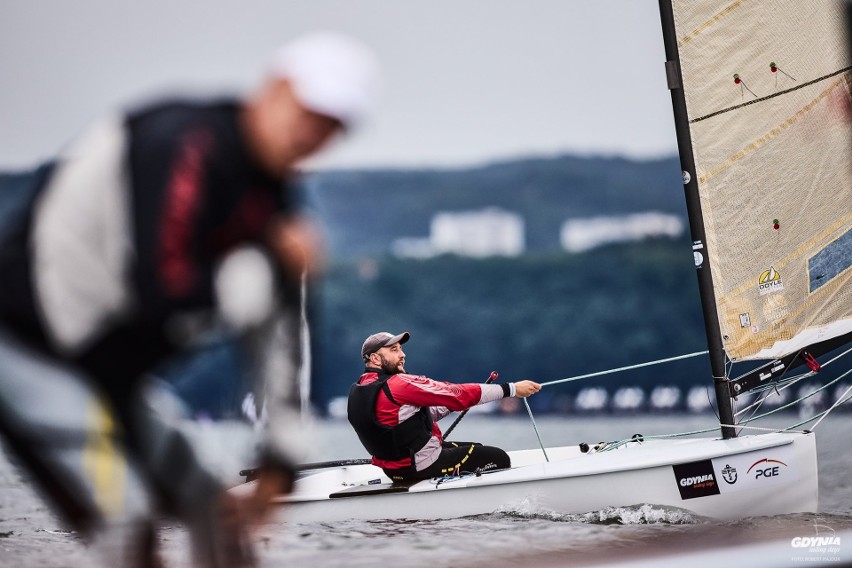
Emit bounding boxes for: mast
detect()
[658,0,736,439]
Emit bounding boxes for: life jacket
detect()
[348,371,433,462]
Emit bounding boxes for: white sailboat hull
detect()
[233,431,818,522]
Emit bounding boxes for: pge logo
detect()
[746,457,787,480]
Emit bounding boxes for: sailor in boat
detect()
[349,331,541,482]
[0,33,379,566]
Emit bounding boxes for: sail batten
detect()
[691,66,852,124]
[667,0,852,362]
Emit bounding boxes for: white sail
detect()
[669,0,852,361]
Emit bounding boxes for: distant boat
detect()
[649,385,682,411]
[612,386,646,412]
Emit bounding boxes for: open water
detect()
[1,414,850,567]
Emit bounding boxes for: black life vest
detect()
[347,371,433,462]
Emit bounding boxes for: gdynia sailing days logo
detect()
[679,474,714,487]
[790,519,841,562]
[672,460,720,499]
[791,536,842,547]
[758,266,784,296]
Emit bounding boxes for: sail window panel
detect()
[808,228,852,293]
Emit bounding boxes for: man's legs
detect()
[385,442,511,481]
[0,327,256,567]
[430,441,510,476]
[0,327,158,564]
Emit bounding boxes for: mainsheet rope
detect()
[522,350,707,461]
[538,350,709,388]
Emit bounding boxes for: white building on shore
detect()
[393,207,524,259]
[560,211,684,253]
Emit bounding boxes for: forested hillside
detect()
[303,155,685,257]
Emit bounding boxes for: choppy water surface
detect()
[2,415,851,566]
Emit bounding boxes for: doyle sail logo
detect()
[672,460,720,500]
[747,458,788,480]
[758,266,784,296]
[721,464,737,484]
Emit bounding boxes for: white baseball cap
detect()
[270,32,381,128]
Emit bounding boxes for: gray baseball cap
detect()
[361,331,410,361]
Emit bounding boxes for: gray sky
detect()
[0,1,677,170]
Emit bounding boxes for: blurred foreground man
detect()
[0,33,379,567]
[348,331,541,481]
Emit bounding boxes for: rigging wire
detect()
[733,346,852,431]
[730,355,777,435]
[726,352,744,435]
[731,349,801,432]
[519,347,849,455]
[528,346,851,454]
[740,366,852,425]
[724,351,739,424]
[704,350,733,425]
[810,384,852,430]
[706,384,721,423]
[734,369,813,416]
[785,391,852,431]
[733,346,852,416]
[599,366,852,451]
[601,369,852,452]
[598,422,815,453]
